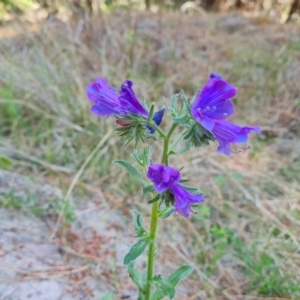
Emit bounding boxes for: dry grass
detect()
[0,9,300,300]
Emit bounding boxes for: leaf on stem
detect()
[124,237,152,265]
[148,104,155,121]
[127,262,146,291]
[131,144,156,168]
[158,206,174,219]
[112,160,144,186]
[183,121,216,148]
[142,184,155,196]
[131,210,147,237]
[151,276,175,300]
[148,194,160,204]
[150,265,194,300]
[172,115,191,125]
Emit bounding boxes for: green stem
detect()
[146,121,166,139]
[145,123,178,300]
[169,129,185,153]
[145,201,159,300]
[162,123,178,165]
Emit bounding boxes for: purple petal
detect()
[210,73,222,79]
[212,121,261,155]
[193,99,235,131]
[195,76,237,108]
[191,74,237,128]
[86,77,121,117]
[147,164,180,193]
[119,80,149,118]
[171,184,204,218]
[90,101,120,117]
[204,99,235,120]
[153,108,165,126]
[192,114,215,131]
[147,109,165,134]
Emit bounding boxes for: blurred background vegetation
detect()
[0,0,300,299]
[0,0,299,22]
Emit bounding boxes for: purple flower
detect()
[86,78,164,131]
[119,80,148,118]
[147,164,180,193]
[191,73,260,155]
[212,121,261,156]
[147,164,204,218]
[86,78,121,117]
[147,108,165,134]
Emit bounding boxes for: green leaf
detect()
[175,144,191,154]
[141,95,150,111]
[181,92,192,111]
[151,265,194,300]
[167,265,194,286]
[171,94,178,112]
[183,122,216,148]
[142,184,155,196]
[180,184,201,194]
[131,144,156,168]
[0,155,12,169]
[102,292,115,300]
[112,160,144,185]
[179,179,189,183]
[127,262,146,291]
[172,115,191,125]
[158,207,174,219]
[131,210,147,237]
[148,104,155,121]
[115,114,148,146]
[148,194,160,204]
[124,238,152,265]
[151,276,175,299]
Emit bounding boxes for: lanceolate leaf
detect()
[148,194,160,204]
[172,115,190,125]
[112,160,144,185]
[158,207,174,219]
[151,276,175,299]
[131,210,147,237]
[167,265,194,286]
[142,184,155,196]
[151,265,194,300]
[124,238,152,265]
[127,262,146,291]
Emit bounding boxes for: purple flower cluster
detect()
[191,74,260,155]
[86,78,164,130]
[147,164,204,218]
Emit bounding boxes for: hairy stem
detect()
[169,129,185,153]
[146,121,166,138]
[162,123,178,165]
[145,201,159,300]
[145,123,178,299]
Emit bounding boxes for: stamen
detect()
[230,149,241,154]
[235,144,251,151]
[230,144,251,154]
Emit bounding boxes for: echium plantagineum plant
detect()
[86,74,260,299]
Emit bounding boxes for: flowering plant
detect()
[86,74,260,299]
